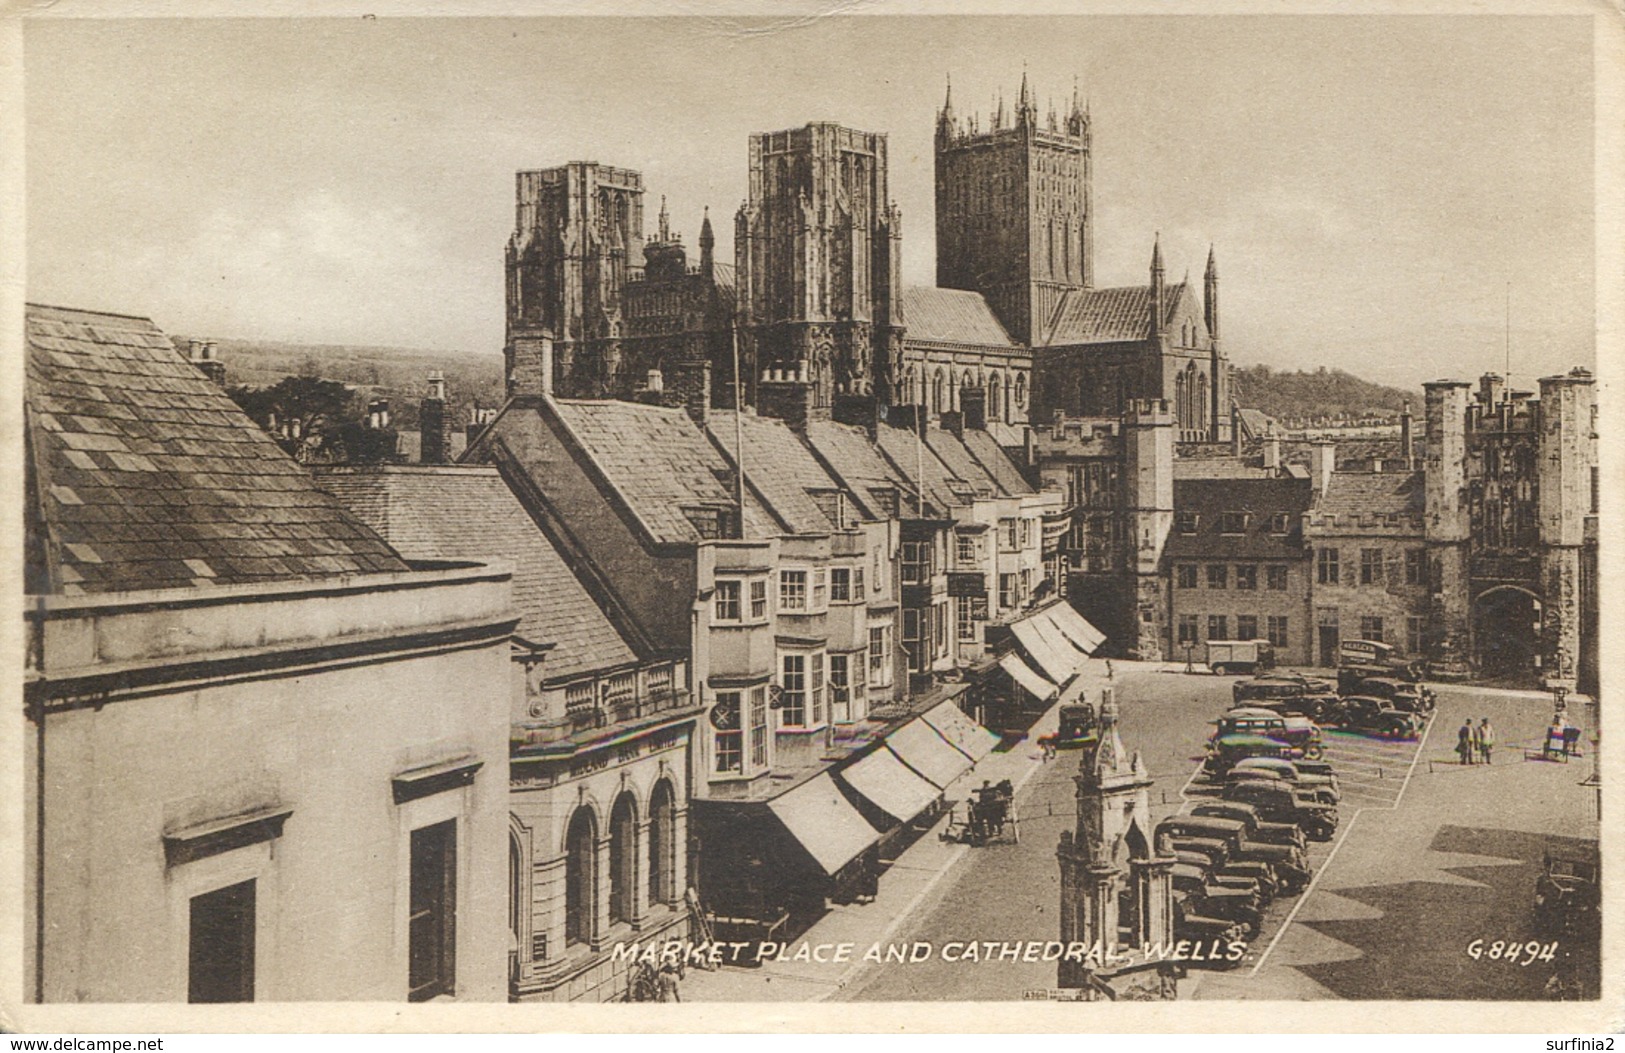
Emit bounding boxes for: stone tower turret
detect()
[1124,398,1174,659]
[1423,379,1473,678]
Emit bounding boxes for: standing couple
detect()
[1457,717,1495,765]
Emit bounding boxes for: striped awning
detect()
[1011,614,1085,684]
[766,772,878,876]
[922,699,1001,763]
[999,651,1057,701]
[838,745,943,825]
[1047,603,1108,654]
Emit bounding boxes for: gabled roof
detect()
[959,429,1035,496]
[924,426,1001,500]
[1042,281,1189,347]
[901,286,1019,348]
[549,399,777,543]
[1173,454,1273,480]
[1312,470,1425,521]
[708,411,841,535]
[873,421,964,517]
[711,262,737,302]
[316,465,639,679]
[25,304,408,595]
[802,419,915,520]
[1165,477,1313,560]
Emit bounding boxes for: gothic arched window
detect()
[565,806,598,946]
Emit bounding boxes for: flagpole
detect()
[732,326,747,539]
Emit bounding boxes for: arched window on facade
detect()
[509,829,525,964]
[988,372,1002,421]
[1174,372,1189,433]
[1195,372,1209,430]
[1004,376,1013,424]
[1015,373,1027,409]
[932,369,945,415]
[609,791,638,927]
[648,780,677,907]
[947,370,959,412]
[565,807,597,947]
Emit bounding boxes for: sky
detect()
[23,12,1597,391]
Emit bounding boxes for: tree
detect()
[228,375,399,464]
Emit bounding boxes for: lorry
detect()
[1206,638,1276,676]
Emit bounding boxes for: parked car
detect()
[1326,695,1422,739]
[1172,900,1249,964]
[1227,767,1340,808]
[1231,757,1341,800]
[1354,676,1436,715]
[1189,801,1306,850]
[1176,887,1261,937]
[1221,780,1339,841]
[1213,708,1325,759]
[1232,673,1339,721]
[1534,844,1600,938]
[1336,638,1426,695]
[1158,817,1305,897]
[1172,848,1277,895]
[1206,638,1275,676]
[1204,732,1299,777]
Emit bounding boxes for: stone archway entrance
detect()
[1473,586,1542,682]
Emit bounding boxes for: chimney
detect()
[367,399,392,430]
[186,338,227,386]
[1230,403,1242,454]
[1479,372,1505,408]
[1400,400,1415,468]
[420,370,453,465]
[508,331,555,399]
[1263,434,1281,471]
[832,393,880,440]
[662,360,712,426]
[960,386,987,431]
[1310,440,1335,495]
[757,366,813,429]
[941,409,965,439]
[466,405,498,448]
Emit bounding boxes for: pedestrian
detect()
[1545,718,1565,760]
[1562,721,1582,758]
[1477,717,1494,765]
[1457,720,1474,765]
[1039,733,1057,761]
[655,960,682,1003]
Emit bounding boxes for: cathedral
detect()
[502,75,1233,442]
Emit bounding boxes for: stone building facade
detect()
[734,123,906,413]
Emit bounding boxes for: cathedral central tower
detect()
[935,74,1093,346]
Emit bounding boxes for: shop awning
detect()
[838,745,943,825]
[1047,603,1108,655]
[1011,614,1085,683]
[765,772,878,876]
[1031,612,1083,661]
[921,699,1001,763]
[886,717,976,789]
[999,651,1057,701]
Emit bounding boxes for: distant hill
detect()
[171,336,505,432]
[1231,364,1417,423]
[177,335,1416,431]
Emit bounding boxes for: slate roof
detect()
[315,465,638,679]
[1174,455,1273,480]
[711,263,737,302]
[549,399,777,543]
[925,427,1002,500]
[873,422,966,516]
[709,412,843,535]
[1312,470,1425,521]
[959,429,1035,496]
[1164,478,1313,560]
[802,419,916,520]
[901,286,1019,348]
[25,304,408,595]
[1043,282,1188,347]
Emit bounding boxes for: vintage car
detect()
[1189,801,1306,849]
[1203,732,1300,777]
[1172,900,1250,965]
[1226,767,1340,809]
[1534,844,1600,937]
[1326,695,1423,739]
[1172,862,1259,902]
[1221,780,1339,842]
[1205,638,1276,677]
[1171,848,1280,902]
[1336,638,1427,695]
[1231,757,1341,800]
[1212,708,1325,759]
[1163,816,1312,892]
[1175,887,1262,936]
[1231,673,1340,721]
[1354,676,1436,715]
[1053,702,1099,749]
